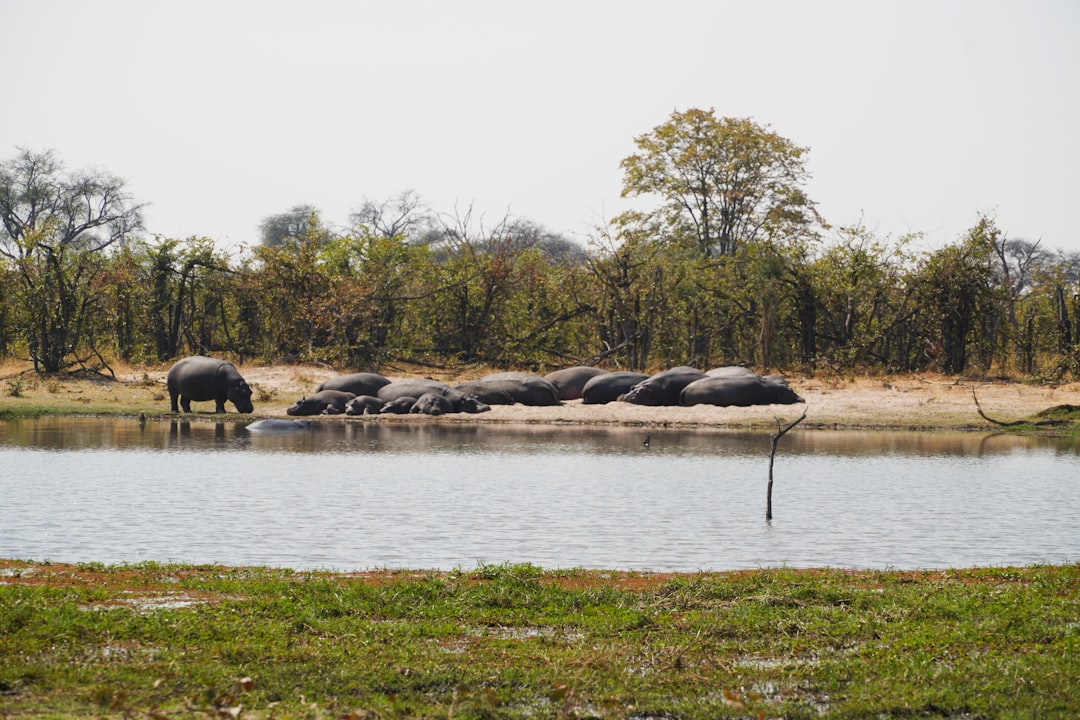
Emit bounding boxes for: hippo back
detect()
[680,375,804,407]
[317,372,391,396]
[581,371,650,405]
[620,366,706,406]
[543,366,608,401]
[378,379,454,403]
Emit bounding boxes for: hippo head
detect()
[764,377,805,405]
[458,395,491,414]
[230,380,254,414]
[286,396,324,416]
[619,383,660,406]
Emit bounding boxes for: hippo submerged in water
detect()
[167,356,254,414]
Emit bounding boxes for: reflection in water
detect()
[1,417,1078,572]
[4,416,1078,457]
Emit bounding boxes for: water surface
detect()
[2,418,1077,571]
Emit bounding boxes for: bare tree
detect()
[350,190,432,241]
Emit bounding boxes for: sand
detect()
[233,365,1080,430]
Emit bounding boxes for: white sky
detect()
[3,0,1078,254]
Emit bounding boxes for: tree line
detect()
[2,108,1079,378]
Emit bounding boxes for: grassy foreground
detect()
[2,561,1078,719]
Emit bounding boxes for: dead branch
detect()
[766,408,808,521]
[972,388,1067,427]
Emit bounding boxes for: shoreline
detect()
[2,361,1080,431]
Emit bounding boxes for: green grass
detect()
[2,561,1078,718]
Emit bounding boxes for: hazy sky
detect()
[4,0,1078,254]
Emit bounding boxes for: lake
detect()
[1,417,1078,572]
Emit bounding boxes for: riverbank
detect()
[3,359,1080,430]
[1,559,1077,718]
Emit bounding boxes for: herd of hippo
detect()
[165,356,804,417]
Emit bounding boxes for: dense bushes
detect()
[1,214,1078,379]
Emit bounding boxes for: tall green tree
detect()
[619,108,817,257]
[0,149,143,372]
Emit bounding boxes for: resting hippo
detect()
[316,372,391,396]
[245,419,311,433]
[380,396,418,414]
[378,379,454,402]
[453,381,516,405]
[474,372,560,406]
[344,395,385,415]
[706,365,757,378]
[167,356,254,414]
[379,380,490,413]
[543,366,609,401]
[410,392,454,416]
[679,375,804,407]
[620,366,707,406]
[286,390,356,416]
[581,371,650,404]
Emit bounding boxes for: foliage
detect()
[2,136,1079,379]
[619,108,818,258]
[0,149,144,372]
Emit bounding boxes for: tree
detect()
[258,204,332,247]
[619,108,817,257]
[350,189,432,242]
[0,148,144,372]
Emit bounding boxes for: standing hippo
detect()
[286,390,356,416]
[344,395,385,415]
[316,372,391,396]
[581,371,650,405]
[543,366,609,401]
[167,356,254,414]
[620,366,707,406]
[679,375,804,407]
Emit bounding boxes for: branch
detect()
[766,408,808,521]
[972,388,1066,427]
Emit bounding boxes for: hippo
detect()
[410,392,454,416]
[380,396,418,414]
[286,390,356,416]
[377,379,455,403]
[679,375,805,407]
[316,372,391,396]
[580,371,650,404]
[455,395,492,414]
[379,380,491,413]
[706,365,757,378]
[245,419,312,433]
[620,366,707,406]
[344,395,385,416]
[452,381,517,405]
[167,356,254,414]
[472,373,560,406]
[543,366,609,401]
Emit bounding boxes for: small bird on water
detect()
[643,433,650,448]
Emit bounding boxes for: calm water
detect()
[1,417,1078,571]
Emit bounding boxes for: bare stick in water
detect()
[767,408,808,521]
